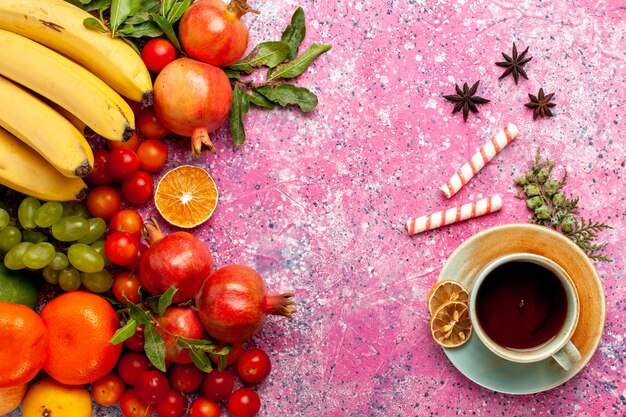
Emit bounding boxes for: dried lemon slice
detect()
[430,300,472,348]
[154,165,218,228]
[427,280,469,315]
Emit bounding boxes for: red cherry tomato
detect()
[123,323,145,352]
[85,186,121,220]
[202,369,235,402]
[137,139,168,172]
[141,38,177,73]
[112,271,142,304]
[137,107,169,140]
[107,148,140,180]
[169,363,204,393]
[155,389,186,417]
[108,131,141,152]
[118,352,152,386]
[237,348,271,384]
[122,171,154,205]
[91,373,126,406]
[109,209,144,238]
[128,242,148,272]
[105,231,140,266]
[135,370,170,404]
[120,388,155,417]
[87,149,114,185]
[189,398,220,417]
[227,388,261,417]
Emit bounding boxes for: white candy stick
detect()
[406,195,503,236]
[440,123,519,198]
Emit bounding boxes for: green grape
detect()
[51,216,89,242]
[3,242,33,270]
[90,240,111,266]
[34,201,64,228]
[76,218,106,245]
[0,226,22,252]
[81,269,113,293]
[42,265,60,284]
[22,230,48,244]
[58,266,81,291]
[48,252,69,270]
[67,243,104,273]
[62,202,90,218]
[0,208,9,231]
[17,197,40,229]
[22,242,56,270]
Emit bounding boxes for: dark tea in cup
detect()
[475,261,568,350]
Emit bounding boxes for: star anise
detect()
[524,88,556,120]
[496,43,532,84]
[443,81,490,122]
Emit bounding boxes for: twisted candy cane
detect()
[440,123,519,198]
[406,195,502,236]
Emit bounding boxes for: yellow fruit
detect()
[430,300,472,348]
[22,378,91,417]
[426,280,469,315]
[154,165,219,228]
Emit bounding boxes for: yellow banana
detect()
[0,29,134,142]
[0,0,152,102]
[0,127,87,202]
[0,75,94,178]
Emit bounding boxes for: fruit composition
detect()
[0,0,332,414]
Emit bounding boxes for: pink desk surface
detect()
[14,0,626,416]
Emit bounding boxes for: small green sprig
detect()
[226,7,332,146]
[514,149,613,262]
[110,287,232,372]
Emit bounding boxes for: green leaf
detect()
[66,0,85,7]
[267,44,331,81]
[190,349,213,373]
[248,90,275,109]
[166,0,192,24]
[83,0,111,12]
[123,20,163,38]
[109,319,138,344]
[126,299,151,324]
[177,336,218,349]
[110,0,134,34]
[223,69,242,80]
[157,287,177,316]
[256,84,318,112]
[160,0,176,17]
[281,7,306,61]
[150,13,183,52]
[228,41,290,73]
[144,323,167,371]
[83,17,108,33]
[229,86,250,146]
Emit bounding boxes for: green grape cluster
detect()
[0,197,113,292]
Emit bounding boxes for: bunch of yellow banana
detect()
[0,0,153,201]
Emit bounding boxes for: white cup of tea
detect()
[469,253,582,370]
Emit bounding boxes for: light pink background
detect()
[18,0,626,415]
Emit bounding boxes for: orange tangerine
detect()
[426,280,469,315]
[430,300,472,348]
[0,302,49,388]
[39,291,122,385]
[154,165,218,228]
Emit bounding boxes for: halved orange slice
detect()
[430,300,472,348]
[154,165,218,228]
[427,280,469,315]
